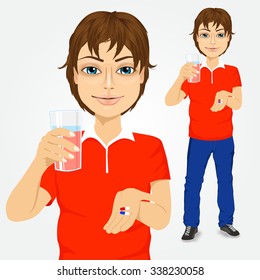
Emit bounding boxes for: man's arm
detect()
[6,160,51,221]
[227,86,242,110]
[137,180,171,229]
[6,128,79,221]
[165,62,198,106]
[103,179,171,234]
[165,76,186,106]
[211,86,242,112]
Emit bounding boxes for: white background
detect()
[0,0,259,262]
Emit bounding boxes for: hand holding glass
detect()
[186,53,200,83]
[50,110,82,171]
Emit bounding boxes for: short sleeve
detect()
[231,67,242,88]
[147,137,171,183]
[181,80,189,97]
[40,164,57,206]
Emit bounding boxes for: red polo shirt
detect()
[181,63,242,140]
[40,131,170,260]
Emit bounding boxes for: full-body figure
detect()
[165,8,242,240]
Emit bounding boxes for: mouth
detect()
[92,95,124,106]
[205,47,219,52]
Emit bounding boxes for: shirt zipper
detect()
[105,147,109,173]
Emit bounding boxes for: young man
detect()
[165,7,242,240]
[6,11,171,259]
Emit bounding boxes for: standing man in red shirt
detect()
[165,7,242,240]
[6,11,171,259]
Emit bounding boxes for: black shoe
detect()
[181,226,198,240]
[220,224,240,236]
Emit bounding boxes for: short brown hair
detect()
[192,8,234,56]
[60,11,154,115]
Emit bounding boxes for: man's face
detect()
[196,22,230,58]
[74,41,144,118]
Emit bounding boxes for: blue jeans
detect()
[184,137,235,227]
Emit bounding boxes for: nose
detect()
[210,34,216,45]
[103,68,114,93]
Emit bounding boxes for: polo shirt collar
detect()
[81,125,135,148]
[200,60,225,71]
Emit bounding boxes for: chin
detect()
[206,52,220,59]
[95,109,122,119]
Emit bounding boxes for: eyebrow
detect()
[115,56,134,62]
[199,27,225,32]
[199,28,210,32]
[78,56,104,62]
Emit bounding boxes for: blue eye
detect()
[200,33,209,38]
[216,33,226,38]
[82,67,101,75]
[117,67,134,75]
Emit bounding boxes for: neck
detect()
[206,56,219,70]
[94,114,122,145]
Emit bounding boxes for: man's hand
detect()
[179,62,199,81]
[211,90,230,112]
[103,188,141,234]
[35,128,80,169]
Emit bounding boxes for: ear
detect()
[227,34,230,42]
[73,67,79,84]
[140,67,145,84]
